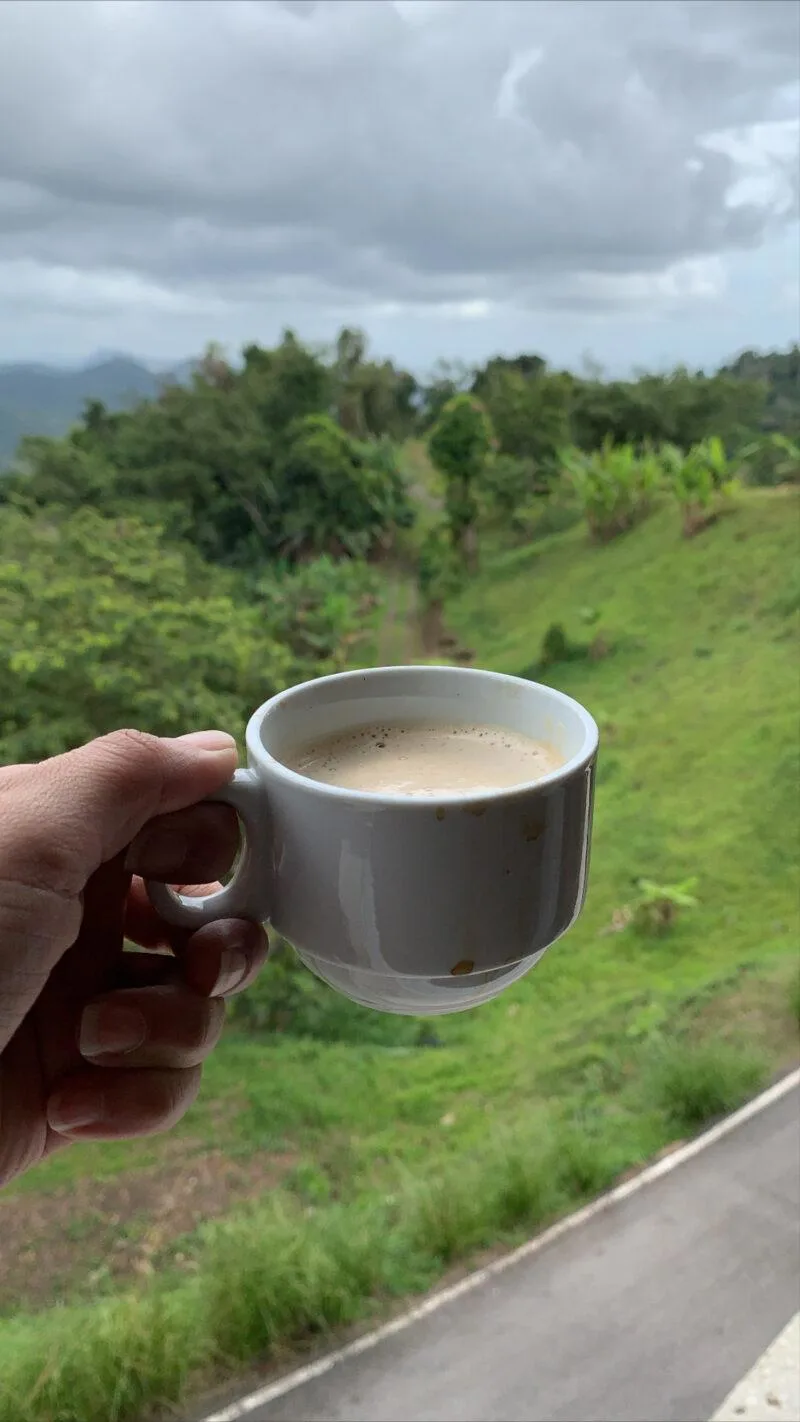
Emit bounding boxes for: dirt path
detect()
[374,575,427,667]
[403,580,421,661]
[375,574,401,665]
[0,1144,297,1313]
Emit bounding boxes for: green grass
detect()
[644,1038,769,1131]
[0,1031,778,1422]
[0,1030,781,1422]
[2,487,798,1421]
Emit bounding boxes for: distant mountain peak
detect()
[0,355,188,467]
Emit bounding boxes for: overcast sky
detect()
[0,0,798,375]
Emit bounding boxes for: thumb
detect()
[0,729,238,895]
[0,729,238,1045]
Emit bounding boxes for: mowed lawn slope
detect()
[1,488,797,1422]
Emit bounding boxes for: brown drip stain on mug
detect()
[450,959,474,975]
[435,807,446,821]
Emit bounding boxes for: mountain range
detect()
[0,357,190,466]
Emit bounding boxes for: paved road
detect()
[211,1084,799,1422]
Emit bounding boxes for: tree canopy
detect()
[0,505,376,762]
[1,328,796,766]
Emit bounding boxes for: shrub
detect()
[629,878,699,936]
[539,622,588,668]
[416,523,465,608]
[529,493,583,542]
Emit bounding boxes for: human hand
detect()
[0,729,268,1187]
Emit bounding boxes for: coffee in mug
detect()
[285,720,561,797]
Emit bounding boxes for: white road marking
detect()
[202,1068,800,1422]
[710,1314,800,1421]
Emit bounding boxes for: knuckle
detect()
[91,729,170,819]
[189,996,226,1055]
[15,835,82,898]
[0,785,83,899]
[152,1065,203,1128]
[100,729,166,782]
[145,987,224,1063]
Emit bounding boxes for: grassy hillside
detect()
[1,488,798,1421]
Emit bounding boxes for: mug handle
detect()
[145,768,272,928]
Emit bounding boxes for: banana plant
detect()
[561,438,662,540]
[668,437,736,537]
[630,877,699,936]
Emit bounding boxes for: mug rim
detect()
[245,664,598,809]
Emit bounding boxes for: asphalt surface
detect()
[223,1083,800,1422]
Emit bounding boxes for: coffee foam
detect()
[284,720,561,797]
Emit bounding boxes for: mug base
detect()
[293,947,548,1016]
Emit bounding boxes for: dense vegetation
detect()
[2,331,797,769]
[0,330,798,1422]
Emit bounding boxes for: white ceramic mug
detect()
[147,665,598,1015]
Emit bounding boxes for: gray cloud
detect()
[0,0,797,363]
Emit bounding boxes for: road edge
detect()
[202,1067,800,1422]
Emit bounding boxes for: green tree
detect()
[273,414,413,561]
[3,435,113,510]
[418,360,474,429]
[719,346,800,437]
[738,432,800,487]
[569,368,764,452]
[356,360,418,440]
[415,523,464,653]
[330,328,419,442]
[477,366,571,486]
[3,335,411,570]
[241,330,331,434]
[472,353,547,396]
[428,393,494,569]
[0,507,374,764]
[333,326,369,436]
[479,453,539,535]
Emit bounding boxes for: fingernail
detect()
[175,730,237,752]
[212,947,249,997]
[125,825,188,876]
[48,1085,106,1134]
[79,1003,147,1058]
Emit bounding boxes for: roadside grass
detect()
[1,487,798,1420]
[643,1039,769,1132]
[0,1028,783,1422]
